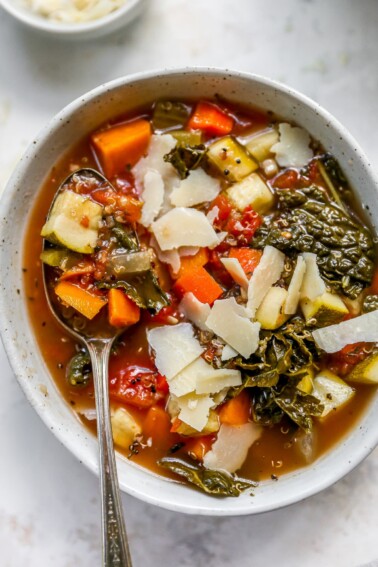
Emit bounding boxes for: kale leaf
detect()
[158,457,256,497]
[253,185,375,298]
[164,144,207,179]
[111,222,139,251]
[362,294,378,313]
[66,350,91,387]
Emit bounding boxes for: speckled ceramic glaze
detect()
[0,0,147,40]
[0,69,377,515]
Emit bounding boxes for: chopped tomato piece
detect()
[327,342,372,377]
[109,365,166,409]
[143,406,172,442]
[272,168,300,189]
[210,194,233,224]
[188,101,234,136]
[225,206,263,245]
[173,266,223,304]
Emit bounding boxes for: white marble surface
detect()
[0,0,378,565]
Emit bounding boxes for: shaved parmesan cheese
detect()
[169,356,241,397]
[147,323,203,379]
[284,255,306,314]
[170,168,221,207]
[247,245,285,315]
[151,207,219,251]
[203,423,262,473]
[150,236,181,275]
[209,231,228,249]
[207,206,219,225]
[221,257,249,290]
[271,123,313,168]
[179,292,211,331]
[312,310,378,353]
[179,246,200,257]
[221,344,238,361]
[133,134,177,188]
[140,170,165,227]
[300,253,326,300]
[177,393,215,432]
[206,298,261,358]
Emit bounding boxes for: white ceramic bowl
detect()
[0,0,147,40]
[1,68,377,515]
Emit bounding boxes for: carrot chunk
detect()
[188,102,234,136]
[174,248,209,279]
[92,119,151,178]
[228,248,262,276]
[185,435,214,461]
[143,406,172,442]
[108,288,140,327]
[173,266,223,304]
[219,391,251,425]
[55,281,107,320]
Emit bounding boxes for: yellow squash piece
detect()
[111,407,142,449]
[255,286,290,330]
[245,128,279,162]
[207,136,258,182]
[300,291,348,326]
[55,281,107,320]
[312,370,355,417]
[297,368,315,394]
[346,352,378,384]
[227,172,274,214]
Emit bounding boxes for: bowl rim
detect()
[0,0,145,35]
[1,66,377,515]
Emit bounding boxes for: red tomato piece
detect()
[109,365,166,409]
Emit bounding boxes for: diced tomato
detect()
[188,101,234,136]
[210,194,233,225]
[143,294,179,325]
[206,249,233,287]
[92,187,142,222]
[327,342,371,377]
[229,248,262,275]
[225,206,263,245]
[272,169,300,189]
[109,365,166,409]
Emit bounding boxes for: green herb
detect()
[66,350,91,387]
[158,457,256,497]
[253,185,375,298]
[152,101,190,131]
[317,154,348,213]
[362,294,378,313]
[164,144,207,179]
[98,270,170,313]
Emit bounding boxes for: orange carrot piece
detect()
[170,417,183,433]
[92,119,151,178]
[143,406,171,442]
[108,288,140,328]
[55,281,107,320]
[229,248,262,276]
[173,248,209,279]
[59,263,95,281]
[185,435,214,461]
[173,266,223,304]
[219,391,251,426]
[188,101,234,136]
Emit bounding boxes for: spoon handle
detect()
[88,338,133,567]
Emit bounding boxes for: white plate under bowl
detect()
[0,68,377,515]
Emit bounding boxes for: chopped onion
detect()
[312,310,378,353]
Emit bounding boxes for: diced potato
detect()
[227,173,274,214]
[174,410,220,437]
[297,368,315,394]
[207,136,258,182]
[255,286,289,330]
[41,190,103,254]
[312,370,355,417]
[300,291,348,326]
[346,352,378,384]
[245,128,279,162]
[111,407,141,450]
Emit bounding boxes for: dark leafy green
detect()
[253,185,375,298]
[164,144,207,179]
[158,457,256,497]
[98,270,170,313]
[111,222,139,251]
[152,101,190,131]
[66,350,91,387]
[362,294,378,313]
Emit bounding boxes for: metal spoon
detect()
[42,169,133,567]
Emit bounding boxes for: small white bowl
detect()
[0,0,147,40]
[1,68,377,515]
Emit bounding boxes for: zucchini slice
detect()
[255,286,290,330]
[346,352,378,384]
[245,128,279,163]
[300,291,348,326]
[207,136,258,182]
[227,172,274,213]
[312,370,355,417]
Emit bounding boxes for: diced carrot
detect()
[143,406,172,442]
[59,263,95,281]
[108,288,140,327]
[170,417,183,433]
[219,391,251,425]
[229,248,262,276]
[55,281,107,320]
[173,266,223,304]
[187,102,234,136]
[185,435,214,461]
[173,248,209,279]
[92,119,151,178]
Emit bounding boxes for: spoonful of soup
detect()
[40,168,169,566]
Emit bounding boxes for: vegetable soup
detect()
[24,99,378,497]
